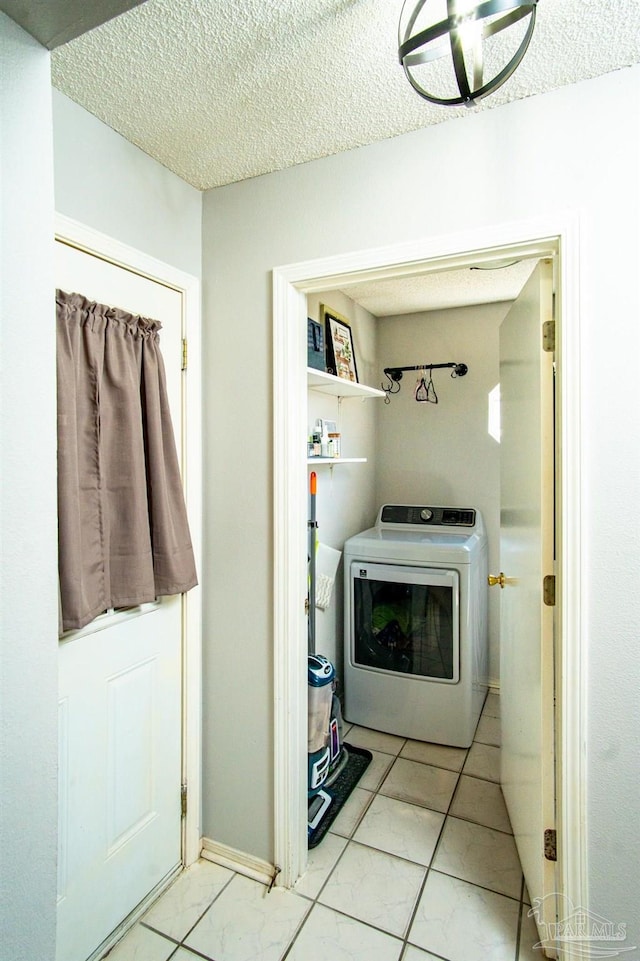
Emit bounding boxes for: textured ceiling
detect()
[49,0,640,315]
[51,0,640,191]
[338,258,538,316]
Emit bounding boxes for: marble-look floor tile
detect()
[474,714,501,747]
[142,859,234,940]
[432,816,522,898]
[449,775,512,834]
[518,903,545,960]
[328,787,373,838]
[345,725,406,756]
[294,833,347,899]
[172,950,212,961]
[319,841,425,937]
[409,871,519,961]
[356,749,395,791]
[286,903,403,961]
[184,874,309,961]
[463,741,500,782]
[354,794,444,867]
[482,693,501,718]
[380,758,458,813]
[400,739,468,772]
[106,924,176,961]
[402,945,447,961]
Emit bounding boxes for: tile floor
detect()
[106,693,543,961]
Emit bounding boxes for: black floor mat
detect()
[308,743,372,849]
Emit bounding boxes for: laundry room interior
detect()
[305,259,535,700]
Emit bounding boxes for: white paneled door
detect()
[498,260,557,954]
[56,240,184,961]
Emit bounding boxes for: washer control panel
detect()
[380,505,476,527]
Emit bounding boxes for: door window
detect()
[350,564,459,682]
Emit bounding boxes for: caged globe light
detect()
[398,0,538,106]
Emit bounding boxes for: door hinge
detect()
[543,574,556,607]
[181,783,188,818]
[181,337,188,371]
[544,828,557,861]
[542,320,555,353]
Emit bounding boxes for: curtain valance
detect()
[57,290,197,632]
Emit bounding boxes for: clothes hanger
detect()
[415,368,429,402]
[415,367,438,403]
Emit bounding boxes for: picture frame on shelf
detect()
[321,304,358,383]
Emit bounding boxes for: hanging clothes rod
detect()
[383,362,468,381]
[381,362,468,404]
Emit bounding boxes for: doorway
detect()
[54,215,203,961]
[272,218,586,916]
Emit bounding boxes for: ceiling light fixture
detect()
[398,0,538,106]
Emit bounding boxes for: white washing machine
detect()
[343,504,488,747]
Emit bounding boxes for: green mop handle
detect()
[308,471,317,654]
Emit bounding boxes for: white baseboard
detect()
[488,680,500,694]
[200,838,278,888]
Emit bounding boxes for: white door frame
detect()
[55,213,203,868]
[273,215,587,936]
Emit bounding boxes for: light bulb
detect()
[452,0,481,52]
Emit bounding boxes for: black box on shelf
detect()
[307,318,325,371]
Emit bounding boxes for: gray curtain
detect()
[57,290,197,632]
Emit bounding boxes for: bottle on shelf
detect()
[327,432,341,457]
[308,418,341,459]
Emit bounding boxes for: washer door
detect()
[349,562,460,683]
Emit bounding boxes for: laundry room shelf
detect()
[307,457,367,465]
[307,368,385,399]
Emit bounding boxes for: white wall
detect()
[0,14,58,960]
[376,302,508,683]
[202,66,640,942]
[52,91,202,278]
[0,84,202,959]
